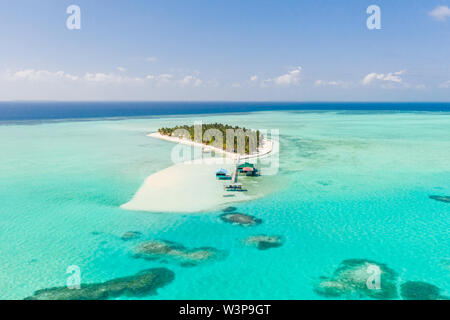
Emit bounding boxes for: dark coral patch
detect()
[243,235,283,250]
[121,231,143,241]
[180,262,197,268]
[314,259,399,300]
[317,180,332,186]
[400,281,444,300]
[24,268,174,300]
[429,195,450,203]
[220,213,262,226]
[222,206,238,213]
[133,240,225,266]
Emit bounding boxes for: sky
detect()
[0,0,449,101]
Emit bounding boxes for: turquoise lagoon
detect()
[0,111,449,299]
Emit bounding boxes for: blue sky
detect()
[0,0,449,101]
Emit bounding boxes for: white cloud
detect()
[116,67,127,72]
[271,66,302,86]
[314,80,350,88]
[314,80,325,86]
[5,69,146,84]
[258,66,302,87]
[83,73,145,84]
[439,80,450,88]
[146,73,205,87]
[146,56,158,62]
[157,74,172,81]
[429,6,450,21]
[180,75,202,87]
[83,73,124,83]
[362,70,405,85]
[146,74,173,85]
[6,69,79,81]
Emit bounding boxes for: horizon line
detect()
[1,100,450,104]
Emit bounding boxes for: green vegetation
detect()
[158,123,263,155]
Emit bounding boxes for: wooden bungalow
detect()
[237,162,254,173]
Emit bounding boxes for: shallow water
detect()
[0,111,449,299]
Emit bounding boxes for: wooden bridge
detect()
[231,155,240,183]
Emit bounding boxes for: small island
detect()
[157,123,263,155]
[122,123,276,213]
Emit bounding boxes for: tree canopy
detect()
[158,123,263,155]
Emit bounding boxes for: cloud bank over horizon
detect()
[0,1,449,101]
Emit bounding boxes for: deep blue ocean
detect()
[1,101,450,121]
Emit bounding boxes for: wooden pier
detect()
[231,155,240,183]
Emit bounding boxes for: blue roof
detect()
[216,168,228,174]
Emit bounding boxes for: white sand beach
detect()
[121,132,277,213]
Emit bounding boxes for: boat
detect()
[224,183,247,192]
[216,168,232,180]
[216,168,228,176]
